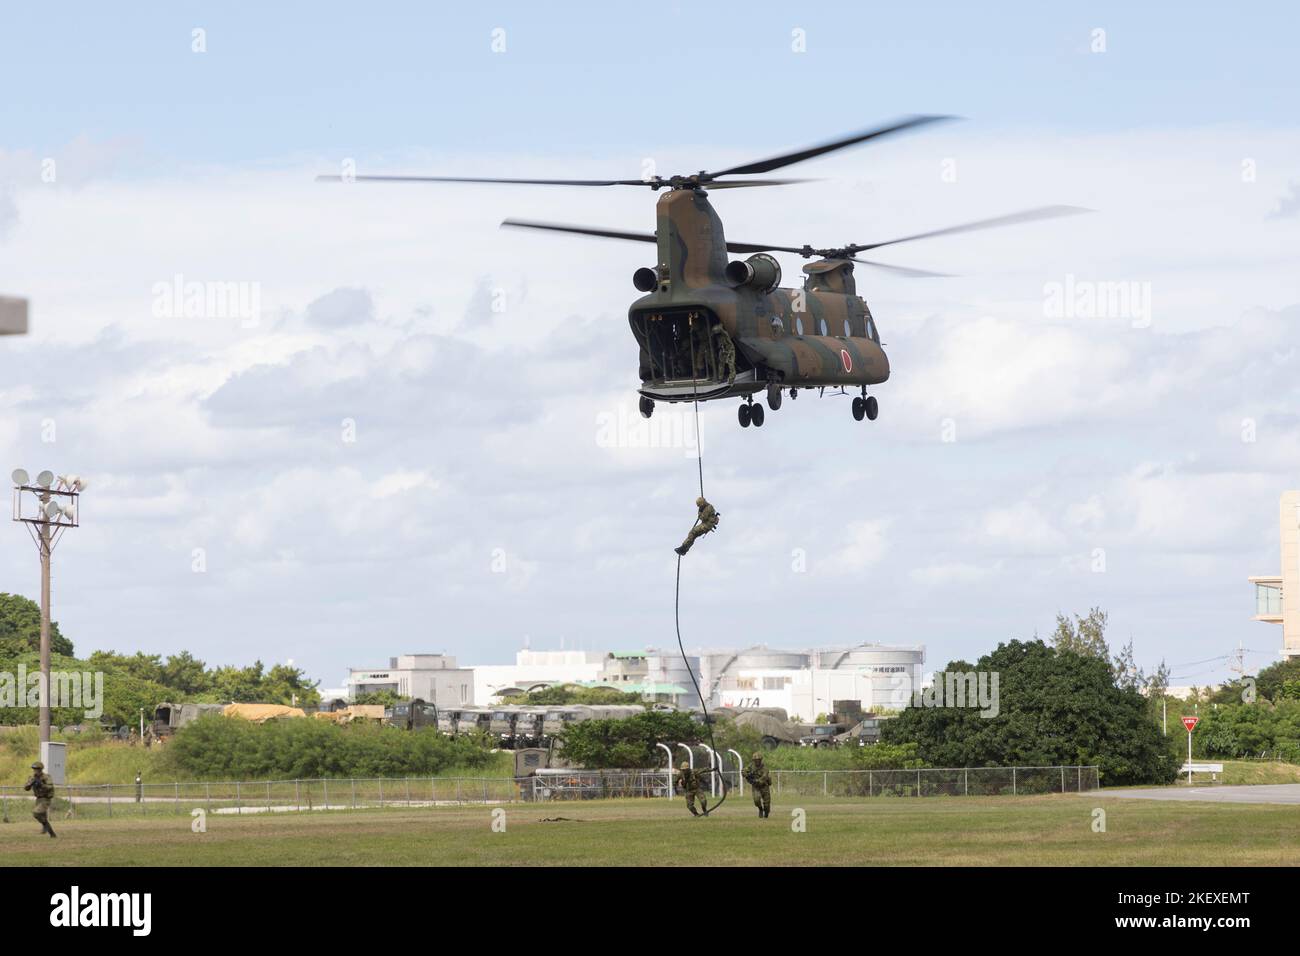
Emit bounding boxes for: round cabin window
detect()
[795,317,804,335]
[818,319,828,336]
[844,319,852,337]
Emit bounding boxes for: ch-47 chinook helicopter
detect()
[321,116,1084,428]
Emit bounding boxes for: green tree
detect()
[1049,607,1109,661]
[882,639,1177,786]
[160,651,211,696]
[505,684,644,706]
[0,592,73,657]
[1256,658,1300,702]
[558,711,701,769]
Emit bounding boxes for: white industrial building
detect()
[346,654,475,706]
[343,643,923,718]
[471,649,605,702]
[700,643,925,720]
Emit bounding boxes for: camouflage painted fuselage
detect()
[629,189,889,403]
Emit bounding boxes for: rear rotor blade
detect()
[853,205,1090,252]
[502,219,658,244]
[706,115,956,178]
[317,174,649,187]
[849,258,954,279]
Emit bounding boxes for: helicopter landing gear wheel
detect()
[766,384,782,411]
[865,395,878,421]
[738,403,752,428]
[639,396,654,419]
[852,396,866,421]
[751,403,765,427]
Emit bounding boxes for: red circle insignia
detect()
[840,349,853,373]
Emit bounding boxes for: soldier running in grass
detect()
[24,761,56,838]
[744,751,773,818]
[676,761,715,817]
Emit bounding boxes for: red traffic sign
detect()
[1182,716,1199,733]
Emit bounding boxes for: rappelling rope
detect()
[675,555,728,814]
[671,315,727,815]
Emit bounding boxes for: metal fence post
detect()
[823,771,828,796]
[1061,766,1065,793]
[406,779,411,805]
[456,779,461,804]
[1012,767,1016,796]
[266,781,271,813]
[295,779,300,811]
[916,769,921,796]
[235,780,241,814]
[323,778,329,808]
[351,779,356,809]
[205,782,211,814]
[174,781,179,813]
[964,768,968,796]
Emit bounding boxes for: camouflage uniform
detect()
[675,497,719,556]
[24,761,56,837]
[712,325,736,384]
[676,762,711,817]
[744,752,772,818]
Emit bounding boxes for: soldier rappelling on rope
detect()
[675,496,719,556]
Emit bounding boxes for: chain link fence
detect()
[0,765,1098,817]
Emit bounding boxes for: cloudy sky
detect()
[2,2,1297,690]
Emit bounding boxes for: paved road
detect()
[1100,784,1300,805]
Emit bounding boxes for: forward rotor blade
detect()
[703,178,814,190]
[722,240,808,255]
[706,115,956,178]
[502,219,658,244]
[849,257,954,279]
[854,205,1090,252]
[317,174,649,187]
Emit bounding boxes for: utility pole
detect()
[11,470,85,744]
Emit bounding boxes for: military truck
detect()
[386,698,438,731]
[508,707,548,748]
[800,723,848,748]
[842,714,892,746]
[437,708,463,737]
[150,702,226,738]
[456,708,491,736]
[538,704,643,746]
[488,707,522,746]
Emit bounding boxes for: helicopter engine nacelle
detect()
[725,253,781,294]
[633,267,658,292]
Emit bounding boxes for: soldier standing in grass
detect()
[676,761,712,817]
[744,751,773,818]
[24,761,56,838]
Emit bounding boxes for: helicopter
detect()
[320,116,1084,428]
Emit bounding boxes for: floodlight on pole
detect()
[11,467,86,745]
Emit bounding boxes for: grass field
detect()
[3,793,1298,866]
